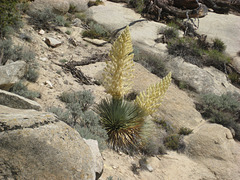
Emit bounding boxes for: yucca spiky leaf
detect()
[102,26,134,99]
[96,98,145,151]
[135,72,172,115]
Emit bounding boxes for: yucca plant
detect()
[135,72,172,115]
[96,98,145,151]
[102,25,134,99]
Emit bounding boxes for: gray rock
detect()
[184,123,240,180]
[0,61,27,91]
[83,37,108,46]
[0,106,96,180]
[72,18,82,27]
[31,0,88,13]
[84,139,104,179]
[166,57,240,95]
[45,37,62,48]
[0,89,42,111]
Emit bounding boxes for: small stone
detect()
[112,166,118,169]
[45,80,53,88]
[146,164,153,172]
[72,18,82,27]
[39,57,48,61]
[38,29,45,35]
[83,37,107,46]
[45,37,62,48]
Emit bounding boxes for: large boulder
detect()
[0,89,42,111]
[0,61,27,91]
[0,106,96,180]
[184,123,240,180]
[165,57,240,95]
[31,0,89,14]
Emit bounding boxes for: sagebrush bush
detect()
[10,81,41,100]
[162,27,179,40]
[197,93,240,140]
[164,134,181,150]
[27,8,71,29]
[203,49,231,71]
[213,38,226,52]
[178,127,193,135]
[24,68,39,82]
[134,50,168,78]
[128,0,146,13]
[0,0,21,38]
[56,90,108,150]
[82,21,110,40]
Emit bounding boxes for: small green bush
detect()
[74,12,87,22]
[162,27,179,40]
[0,0,21,38]
[167,37,203,66]
[24,68,39,82]
[56,90,108,150]
[204,49,231,71]
[82,21,110,40]
[228,72,240,85]
[134,50,168,78]
[197,93,240,141]
[178,127,193,135]
[48,106,72,125]
[164,134,181,150]
[128,0,146,13]
[10,81,41,100]
[19,33,32,42]
[65,30,71,35]
[213,38,226,52]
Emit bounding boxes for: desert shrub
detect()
[128,0,146,13]
[212,38,226,52]
[82,21,110,40]
[27,8,71,29]
[57,90,108,150]
[65,30,71,35]
[19,33,32,42]
[162,27,179,40]
[164,134,181,150]
[10,81,41,100]
[0,0,21,38]
[48,106,72,125]
[88,0,104,7]
[24,68,39,82]
[134,50,168,78]
[228,72,240,85]
[178,127,193,135]
[203,49,231,71]
[74,12,87,22]
[0,39,35,64]
[96,98,145,151]
[167,37,203,66]
[196,93,240,140]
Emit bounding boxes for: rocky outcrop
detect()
[84,139,104,179]
[0,90,42,111]
[184,123,240,180]
[166,57,240,95]
[31,0,89,13]
[0,106,97,180]
[0,61,27,91]
[45,37,62,48]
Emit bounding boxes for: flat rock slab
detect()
[0,106,96,180]
[83,37,108,46]
[45,37,62,48]
[0,89,42,111]
[86,1,142,32]
[197,12,240,57]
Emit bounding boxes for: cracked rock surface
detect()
[0,105,96,180]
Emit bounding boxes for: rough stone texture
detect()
[0,90,42,111]
[31,0,89,13]
[45,37,62,48]
[197,12,240,71]
[0,106,96,180]
[184,123,240,180]
[83,37,108,46]
[100,150,216,180]
[166,57,240,95]
[0,61,27,91]
[84,139,104,179]
[86,1,142,32]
